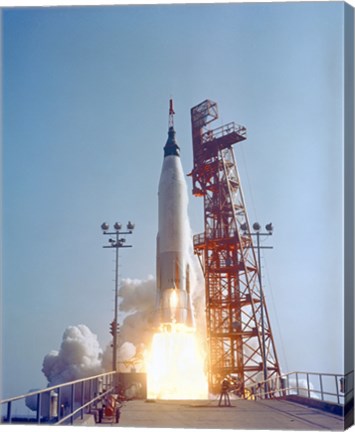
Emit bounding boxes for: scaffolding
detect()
[190,99,281,396]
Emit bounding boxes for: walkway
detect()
[98,398,345,430]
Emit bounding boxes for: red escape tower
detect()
[189,100,281,396]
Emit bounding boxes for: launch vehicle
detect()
[155,100,194,328]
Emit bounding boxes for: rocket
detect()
[155,99,194,328]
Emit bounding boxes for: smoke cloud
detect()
[186,243,206,343]
[42,324,104,386]
[26,324,104,412]
[102,276,156,372]
[119,276,156,314]
[103,265,206,373]
[87,270,203,375]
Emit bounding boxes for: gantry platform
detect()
[96,398,348,430]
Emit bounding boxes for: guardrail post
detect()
[94,378,98,399]
[6,401,12,424]
[280,376,286,397]
[57,387,61,422]
[88,378,92,412]
[90,377,93,399]
[319,374,324,401]
[306,373,310,398]
[36,393,41,424]
[71,383,75,425]
[295,372,299,395]
[286,374,290,396]
[335,375,340,404]
[81,381,84,420]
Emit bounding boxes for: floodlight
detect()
[127,221,135,230]
[240,223,248,232]
[265,223,273,232]
[253,223,261,231]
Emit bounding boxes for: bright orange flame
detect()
[170,290,178,309]
[146,323,208,400]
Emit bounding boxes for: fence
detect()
[0,371,117,425]
[251,370,354,406]
[2,369,353,423]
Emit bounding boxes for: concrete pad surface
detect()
[99,399,345,430]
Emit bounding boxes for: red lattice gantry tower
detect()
[189,100,281,396]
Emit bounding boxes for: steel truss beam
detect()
[190,100,281,396]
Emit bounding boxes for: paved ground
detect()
[98,398,345,430]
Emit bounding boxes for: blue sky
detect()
[1,2,347,398]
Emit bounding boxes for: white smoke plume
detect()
[103,266,206,373]
[26,324,104,412]
[102,276,156,372]
[42,324,104,386]
[186,244,207,344]
[119,276,156,314]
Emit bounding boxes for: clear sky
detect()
[1,2,347,399]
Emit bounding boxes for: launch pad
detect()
[112,398,345,430]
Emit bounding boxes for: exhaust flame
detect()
[170,290,178,309]
[146,322,208,400]
[169,290,178,321]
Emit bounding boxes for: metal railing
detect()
[0,371,117,425]
[193,228,239,246]
[201,121,247,145]
[250,371,354,407]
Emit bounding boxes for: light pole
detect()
[241,222,273,397]
[101,221,135,371]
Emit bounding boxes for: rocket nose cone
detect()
[164,126,180,157]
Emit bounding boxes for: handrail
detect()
[250,370,354,406]
[201,121,247,145]
[1,371,117,425]
[55,386,113,425]
[0,371,115,404]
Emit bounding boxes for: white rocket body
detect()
[156,125,194,327]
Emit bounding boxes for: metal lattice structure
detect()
[189,100,281,396]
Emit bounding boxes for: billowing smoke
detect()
[102,263,206,373]
[117,276,156,361]
[102,276,156,372]
[26,324,104,412]
[186,240,206,345]
[42,324,104,386]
